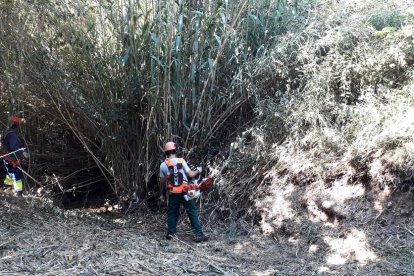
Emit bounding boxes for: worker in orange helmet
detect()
[1,114,29,197]
[159,141,209,243]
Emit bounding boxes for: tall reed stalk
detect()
[0,0,305,200]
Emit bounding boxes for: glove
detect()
[190,184,199,190]
[23,151,29,159]
[196,166,202,174]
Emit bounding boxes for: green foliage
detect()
[0,0,309,197]
[374,27,398,38]
[249,0,414,154]
[368,10,407,31]
[3,0,412,211]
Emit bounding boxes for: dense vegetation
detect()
[0,0,307,201]
[1,0,413,218]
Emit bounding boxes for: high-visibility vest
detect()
[165,158,189,194]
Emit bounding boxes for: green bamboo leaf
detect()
[256,44,265,56]
[191,64,196,81]
[120,47,131,66]
[207,106,212,122]
[151,55,165,67]
[200,60,209,69]
[142,21,150,34]
[214,34,221,46]
[249,13,261,26]
[177,14,184,32]
[192,88,196,104]
[175,36,181,51]
[150,32,159,46]
[208,58,214,70]
[190,10,203,16]
[220,12,226,26]
[133,13,143,23]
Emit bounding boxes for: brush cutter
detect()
[183,176,214,201]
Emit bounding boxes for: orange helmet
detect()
[164,141,176,152]
[10,115,22,126]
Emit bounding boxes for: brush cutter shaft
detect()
[0,148,26,159]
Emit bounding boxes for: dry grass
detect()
[1,186,413,275]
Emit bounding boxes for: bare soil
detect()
[0,188,413,275]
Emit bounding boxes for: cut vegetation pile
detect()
[0,183,413,275]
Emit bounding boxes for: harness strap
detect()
[164,158,183,168]
[167,183,189,194]
[165,158,187,194]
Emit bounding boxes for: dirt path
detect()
[0,192,413,275]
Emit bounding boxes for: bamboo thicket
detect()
[0,0,306,201]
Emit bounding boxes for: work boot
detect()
[14,191,23,197]
[195,235,209,243]
[0,184,11,191]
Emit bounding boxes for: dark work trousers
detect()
[4,160,23,180]
[167,193,203,237]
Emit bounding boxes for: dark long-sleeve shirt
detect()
[2,127,24,159]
